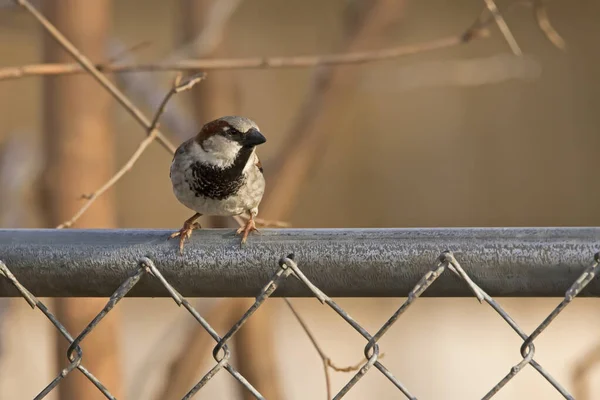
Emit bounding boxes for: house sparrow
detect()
[169,116,267,253]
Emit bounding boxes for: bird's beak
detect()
[243,128,267,147]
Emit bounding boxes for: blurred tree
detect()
[41,1,124,399]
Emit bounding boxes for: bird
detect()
[168,115,267,253]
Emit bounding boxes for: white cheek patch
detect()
[193,136,241,168]
[243,150,258,173]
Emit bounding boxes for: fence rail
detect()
[0,227,599,297]
[1,227,599,399]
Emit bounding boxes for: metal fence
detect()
[1,227,599,399]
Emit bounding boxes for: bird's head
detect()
[194,116,266,168]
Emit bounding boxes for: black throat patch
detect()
[188,146,254,200]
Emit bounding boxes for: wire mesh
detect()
[1,244,598,399]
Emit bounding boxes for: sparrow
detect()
[169,115,267,253]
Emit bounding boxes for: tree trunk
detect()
[41,1,124,399]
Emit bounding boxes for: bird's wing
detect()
[170,139,189,178]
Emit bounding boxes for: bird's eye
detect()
[228,129,243,139]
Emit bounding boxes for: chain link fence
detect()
[0,228,599,399]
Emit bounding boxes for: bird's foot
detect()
[236,218,259,247]
[169,222,201,254]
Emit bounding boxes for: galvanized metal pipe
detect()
[0,228,599,297]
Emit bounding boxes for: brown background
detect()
[1,0,599,399]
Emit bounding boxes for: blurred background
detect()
[1,0,600,399]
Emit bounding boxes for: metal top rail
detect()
[0,227,599,297]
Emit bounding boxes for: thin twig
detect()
[14,0,177,153]
[482,0,523,55]
[534,0,566,50]
[110,39,199,144]
[284,299,378,400]
[232,215,291,228]
[56,73,205,229]
[0,33,489,82]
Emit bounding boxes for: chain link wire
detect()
[1,248,599,399]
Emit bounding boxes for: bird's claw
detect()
[236,218,259,247]
[169,222,201,254]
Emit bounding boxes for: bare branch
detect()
[173,72,206,93]
[232,215,291,228]
[534,0,566,51]
[14,0,206,229]
[110,40,199,144]
[0,31,489,82]
[284,299,380,400]
[56,73,205,229]
[14,0,177,153]
[482,0,523,55]
[1,1,567,84]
